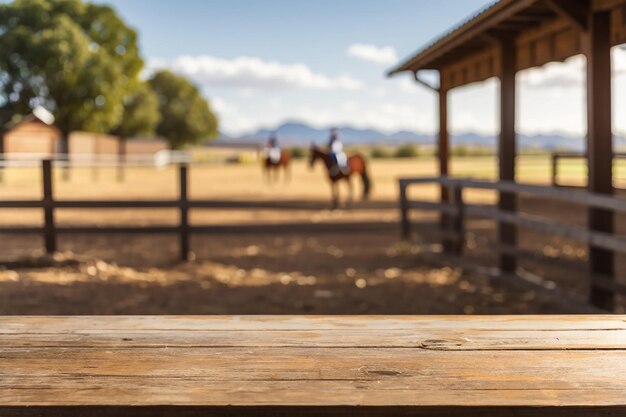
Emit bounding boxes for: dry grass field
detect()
[1,154,624,314]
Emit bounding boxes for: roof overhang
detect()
[388,0,626,90]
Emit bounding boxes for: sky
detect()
[58,1,626,137]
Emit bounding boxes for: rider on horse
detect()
[264,132,282,164]
[328,128,348,175]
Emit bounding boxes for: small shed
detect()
[4,112,61,156]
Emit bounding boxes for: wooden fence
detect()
[399,176,626,311]
[551,152,626,187]
[0,160,391,261]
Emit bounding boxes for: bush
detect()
[370,147,392,159]
[453,145,470,157]
[289,147,307,159]
[394,144,420,158]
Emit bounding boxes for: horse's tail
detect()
[360,161,371,200]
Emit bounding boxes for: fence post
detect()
[399,181,411,239]
[117,138,126,183]
[441,185,454,253]
[452,185,465,256]
[179,164,191,261]
[551,153,558,187]
[42,160,57,254]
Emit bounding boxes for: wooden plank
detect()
[1,406,623,417]
[2,316,625,332]
[1,328,625,350]
[1,316,626,417]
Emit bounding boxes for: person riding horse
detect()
[263,132,290,183]
[264,132,282,164]
[328,128,348,176]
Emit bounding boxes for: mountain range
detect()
[216,121,626,152]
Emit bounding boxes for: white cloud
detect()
[150,55,363,91]
[519,49,626,89]
[347,43,398,66]
[211,97,258,135]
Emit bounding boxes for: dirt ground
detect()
[0,157,623,314]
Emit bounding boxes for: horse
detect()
[309,145,371,209]
[263,150,291,183]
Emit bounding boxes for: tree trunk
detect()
[59,131,70,182]
[117,137,127,183]
[0,128,5,184]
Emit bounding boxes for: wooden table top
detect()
[2,315,626,417]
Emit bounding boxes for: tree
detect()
[111,82,160,139]
[0,0,145,155]
[148,70,219,149]
[110,81,160,181]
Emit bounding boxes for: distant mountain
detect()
[212,121,626,152]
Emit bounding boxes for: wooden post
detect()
[551,153,558,187]
[584,10,615,310]
[439,86,452,252]
[42,160,57,254]
[498,36,518,274]
[117,138,127,183]
[179,164,191,262]
[452,185,465,256]
[60,133,70,182]
[400,182,411,239]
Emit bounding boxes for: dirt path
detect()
[0,229,593,315]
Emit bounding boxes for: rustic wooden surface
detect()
[2,316,626,417]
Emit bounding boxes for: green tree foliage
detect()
[0,0,144,151]
[148,70,219,149]
[111,82,160,138]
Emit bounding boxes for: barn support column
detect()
[438,85,453,252]
[498,36,518,274]
[584,10,615,310]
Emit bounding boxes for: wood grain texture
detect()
[1,316,626,417]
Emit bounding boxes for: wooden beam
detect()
[593,0,626,11]
[498,36,518,274]
[583,10,615,310]
[413,71,439,92]
[389,0,539,75]
[543,0,590,31]
[438,85,452,253]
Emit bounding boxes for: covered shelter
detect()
[389,0,626,309]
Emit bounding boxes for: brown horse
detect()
[309,145,371,209]
[264,150,291,183]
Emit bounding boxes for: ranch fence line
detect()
[0,151,191,168]
[551,151,626,188]
[0,160,392,262]
[399,176,626,312]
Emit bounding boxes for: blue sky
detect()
[9,0,626,137]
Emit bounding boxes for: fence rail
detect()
[399,176,626,311]
[0,151,191,168]
[551,152,626,188]
[0,160,393,261]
